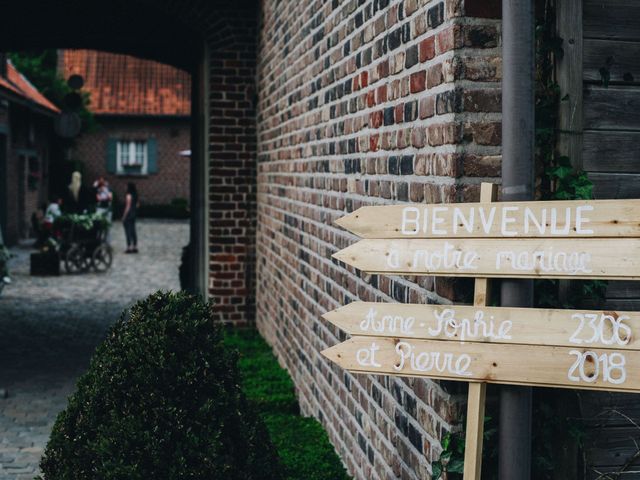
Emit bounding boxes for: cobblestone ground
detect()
[0,219,189,479]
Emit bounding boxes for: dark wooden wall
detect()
[558,1,640,478]
[584,1,640,311]
[583,0,640,201]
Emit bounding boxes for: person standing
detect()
[64,171,91,214]
[94,177,113,243]
[122,183,139,254]
[94,177,113,219]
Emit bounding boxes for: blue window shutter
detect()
[147,138,158,174]
[106,138,117,173]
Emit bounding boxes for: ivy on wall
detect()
[9,50,96,133]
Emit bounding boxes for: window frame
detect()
[116,140,148,175]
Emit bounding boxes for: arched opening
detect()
[0,1,259,476]
[0,0,209,291]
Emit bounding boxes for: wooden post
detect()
[556,0,583,171]
[463,183,497,480]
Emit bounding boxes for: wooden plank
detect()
[463,182,495,480]
[583,131,640,173]
[557,0,583,169]
[332,238,640,280]
[591,173,640,199]
[321,336,640,393]
[335,200,640,239]
[605,299,640,312]
[464,382,486,480]
[584,86,640,131]
[584,426,640,467]
[607,281,640,299]
[581,391,640,427]
[323,302,640,351]
[584,0,640,42]
[584,39,640,85]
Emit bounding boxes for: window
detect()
[106,137,157,176]
[117,140,147,174]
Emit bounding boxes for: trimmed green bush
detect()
[40,291,283,480]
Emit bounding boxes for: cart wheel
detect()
[65,245,89,274]
[92,244,113,272]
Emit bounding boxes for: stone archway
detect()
[0,2,259,476]
[0,0,260,317]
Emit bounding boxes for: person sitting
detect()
[44,197,63,227]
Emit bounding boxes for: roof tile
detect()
[60,50,191,116]
[0,60,60,113]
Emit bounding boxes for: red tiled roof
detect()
[0,61,60,114]
[60,50,191,116]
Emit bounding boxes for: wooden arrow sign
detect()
[321,336,640,393]
[332,238,640,279]
[323,302,640,350]
[335,200,640,239]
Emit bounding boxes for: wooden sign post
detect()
[323,183,640,479]
[464,183,495,480]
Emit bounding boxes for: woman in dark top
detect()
[122,183,139,253]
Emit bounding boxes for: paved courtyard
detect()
[0,219,189,479]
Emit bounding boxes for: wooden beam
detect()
[584,86,640,131]
[557,0,583,169]
[334,200,640,239]
[333,238,640,280]
[322,302,640,351]
[584,0,640,42]
[321,336,640,393]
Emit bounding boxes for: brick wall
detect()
[71,117,190,206]
[255,0,501,477]
[204,10,258,324]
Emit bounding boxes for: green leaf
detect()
[432,461,443,480]
[448,458,465,473]
[550,165,573,179]
[441,433,451,450]
[455,438,465,455]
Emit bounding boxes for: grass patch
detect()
[225,329,351,480]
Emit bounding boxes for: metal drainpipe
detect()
[499,0,535,479]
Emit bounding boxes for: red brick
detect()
[370,110,383,128]
[377,85,387,103]
[395,104,404,123]
[360,71,369,88]
[419,37,435,62]
[409,71,426,93]
[366,90,376,107]
[377,59,389,78]
[370,134,380,151]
